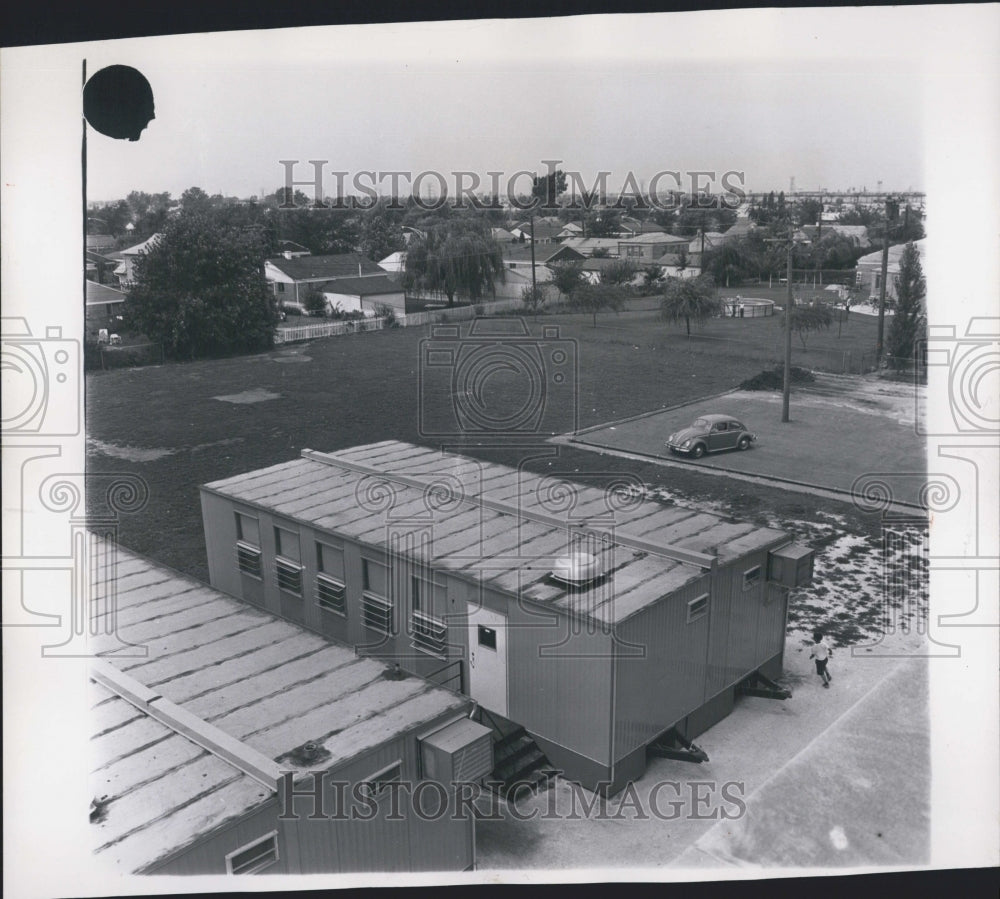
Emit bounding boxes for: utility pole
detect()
[815,192,823,287]
[766,225,797,422]
[782,234,794,422]
[875,196,894,366]
[530,214,537,297]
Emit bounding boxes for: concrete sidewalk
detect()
[672,656,928,869]
[475,633,929,872]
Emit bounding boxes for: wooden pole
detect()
[782,232,794,423]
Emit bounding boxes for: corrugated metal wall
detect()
[149,730,474,874]
[503,585,615,767]
[613,546,790,763]
[612,572,713,760]
[704,548,788,698]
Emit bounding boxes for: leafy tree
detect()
[531,168,567,210]
[660,274,722,336]
[642,265,665,291]
[126,190,172,237]
[568,283,627,327]
[549,261,586,302]
[403,223,504,307]
[796,198,823,226]
[93,199,132,236]
[584,210,621,238]
[268,186,311,208]
[275,207,359,256]
[703,243,747,287]
[181,186,212,214]
[124,209,276,359]
[520,284,547,318]
[599,258,638,286]
[791,304,834,347]
[303,287,328,317]
[886,242,927,369]
[674,202,737,236]
[358,210,405,263]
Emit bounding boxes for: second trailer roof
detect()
[203,442,788,624]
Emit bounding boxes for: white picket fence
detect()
[274,297,529,344]
[398,297,524,328]
[274,317,388,344]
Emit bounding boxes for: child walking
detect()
[809,629,833,688]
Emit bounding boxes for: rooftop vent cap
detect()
[550,551,603,586]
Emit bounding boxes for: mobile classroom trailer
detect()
[89,541,491,875]
[201,441,814,794]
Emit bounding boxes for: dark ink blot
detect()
[83,65,154,141]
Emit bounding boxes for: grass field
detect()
[86,302,909,646]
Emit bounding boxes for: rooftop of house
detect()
[502,244,585,264]
[618,232,688,246]
[90,542,470,872]
[203,442,789,625]
[559,237,622,255]
[266,253,384,281]
[117,234,162,257]
[86,280,126,306]
[511,221,564,241]
[856,237,927,269]
[277,239,311,254]
[687,232,729,252]
[318,274,403,296]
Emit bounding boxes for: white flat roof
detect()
[90,542,469,872]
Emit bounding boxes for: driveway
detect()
[569,374,927,509]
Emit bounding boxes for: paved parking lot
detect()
[571,374,926,509]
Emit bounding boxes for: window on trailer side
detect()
[226,831,278,875]
[235,512,262,578]
[274,525,303,595]
[316,541,347,615]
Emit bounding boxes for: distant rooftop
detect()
[266,253,383,280]
[203,442,788,625]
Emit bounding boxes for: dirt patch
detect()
[87,438,175,462]
[212,388,282,404]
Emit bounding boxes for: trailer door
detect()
[467,604,508,717]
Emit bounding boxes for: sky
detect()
[73,9,944,203]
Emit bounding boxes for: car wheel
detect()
[691,444,706,459]
[738,436,751,450]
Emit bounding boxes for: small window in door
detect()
[478,625,497,651]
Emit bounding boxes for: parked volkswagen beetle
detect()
[666,414,756,458]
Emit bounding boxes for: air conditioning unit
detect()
[767,543,815,588]
[420,718,493,784]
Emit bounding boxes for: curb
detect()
[561,436,927,515]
